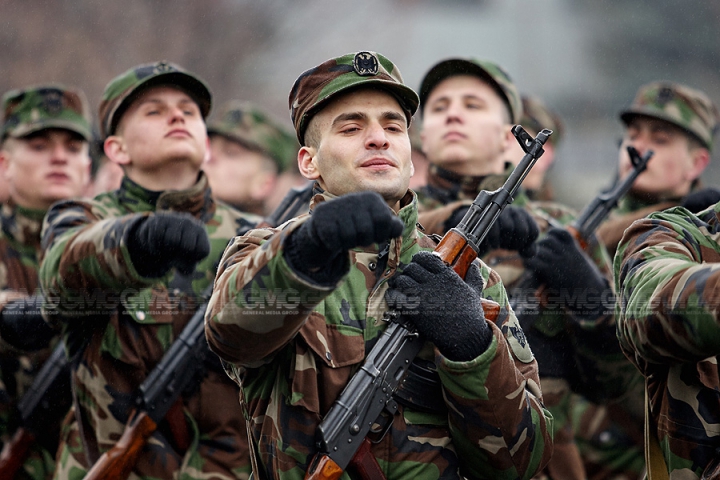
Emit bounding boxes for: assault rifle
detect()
[304,126,553,480]
[0,342,72,478]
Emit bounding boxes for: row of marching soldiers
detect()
[0,51,717,480]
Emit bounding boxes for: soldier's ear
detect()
[687,147,711,182]
[103,136,131,167]
[298,146,320,180]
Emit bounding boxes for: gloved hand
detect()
[126,212,210,278]
[0,295,56,351]
[523,227,609,320]
[385,251,492,361]
[446,205,539,257]
[285,191,404,283]
[681,188,720,213]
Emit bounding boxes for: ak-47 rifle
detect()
[0,342,72,478]
[304,125,553,480]
[565,145,653,249]
[83,185,316,480]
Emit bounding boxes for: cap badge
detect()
[353,52,379,76]
[41,89,64,116]
[656,86,675,106]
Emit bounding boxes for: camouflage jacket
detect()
[205,189,554,480]
[0,201,58,480]
[415,164,632,479]
[39,173,258,480]
[615,202,720,478]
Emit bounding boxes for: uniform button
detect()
[325,352,332,361]
[368,262,377,271]
[598,430,612,444]
[136,311,146,321]
[384,269,391,276]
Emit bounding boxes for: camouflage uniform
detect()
[0,85,92,480]
[614,202,720,479]
[416,58,630,480]
[39,63,258,480]
[205,51,554,480]
[575,81,720,480]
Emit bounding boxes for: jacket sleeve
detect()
[438,263,554,479]
[39,199,154,316]
[205,219,344,368]
[615,206,720,371]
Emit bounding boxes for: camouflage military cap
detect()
[419,58,522,124]
[208,101,298,172]
[520,94,563,146]
[1,84,92,141]
[98,60,212,139]
[289,51,419,145]
[620,81,720,150]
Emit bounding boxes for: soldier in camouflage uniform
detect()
[503,95,563,202]
[415,57,632,479]
[0,84,92,480]
[573,82,720,480]
[39,62,259,480]
[614,199,720,479]
[205,51,554,480]
[205,101,299,216]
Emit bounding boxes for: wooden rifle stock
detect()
[83,411,157,480]
[0,427,36,478]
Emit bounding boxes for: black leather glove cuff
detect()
[0,297,56,351]
[284,224,349,286]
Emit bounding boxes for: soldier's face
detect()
[421,75,512,177]
[299,89,413,209]
[111,86,208,176]
[205,135,276,212]
[618,116,708,198]
[0,129,90,210]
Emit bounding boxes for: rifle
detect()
[304,125,553,480]
[82,284,213,480]
[0,342,72,478]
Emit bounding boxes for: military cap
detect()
[98,60,212,139]
[419,58,522,124]
[208,101,298,173]
[520,95,563,146]
[620,81,720,150]
[289,51,419,145]
[1,84,92,141]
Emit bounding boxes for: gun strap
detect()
[644,379,668,480]
[348,438,386,480]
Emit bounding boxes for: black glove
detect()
[126,212,210,278]
[523,227,609,320]
[681,188,720,213]
[450,206,538,257]
[0,295,56,351]
[285,192,404,284]
[385,251,492,361]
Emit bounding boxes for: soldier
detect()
[597,81,720,256]
[39,62,259,480]
[504,94,564,202]
[416,57,630,479]
[0,84,92,480]
[205,51,553,480]
[574,82,720,480]
[614,201,720,479]
[204,101,299,216]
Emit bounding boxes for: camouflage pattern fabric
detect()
[416,164,634,479]
[208,101,299,173]
[615,201,720,479]
[519,95,563,147]
[1,85,92,141]
[419,58,522,123]
[39,173,259,480]
[98,61,212,138]
[288,51,419,145]
[620,81,720,150]
[205,188,554,480]
[0,202,58,480]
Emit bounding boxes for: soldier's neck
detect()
[124,165,200,192]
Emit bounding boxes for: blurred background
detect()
[1,0,718,209]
